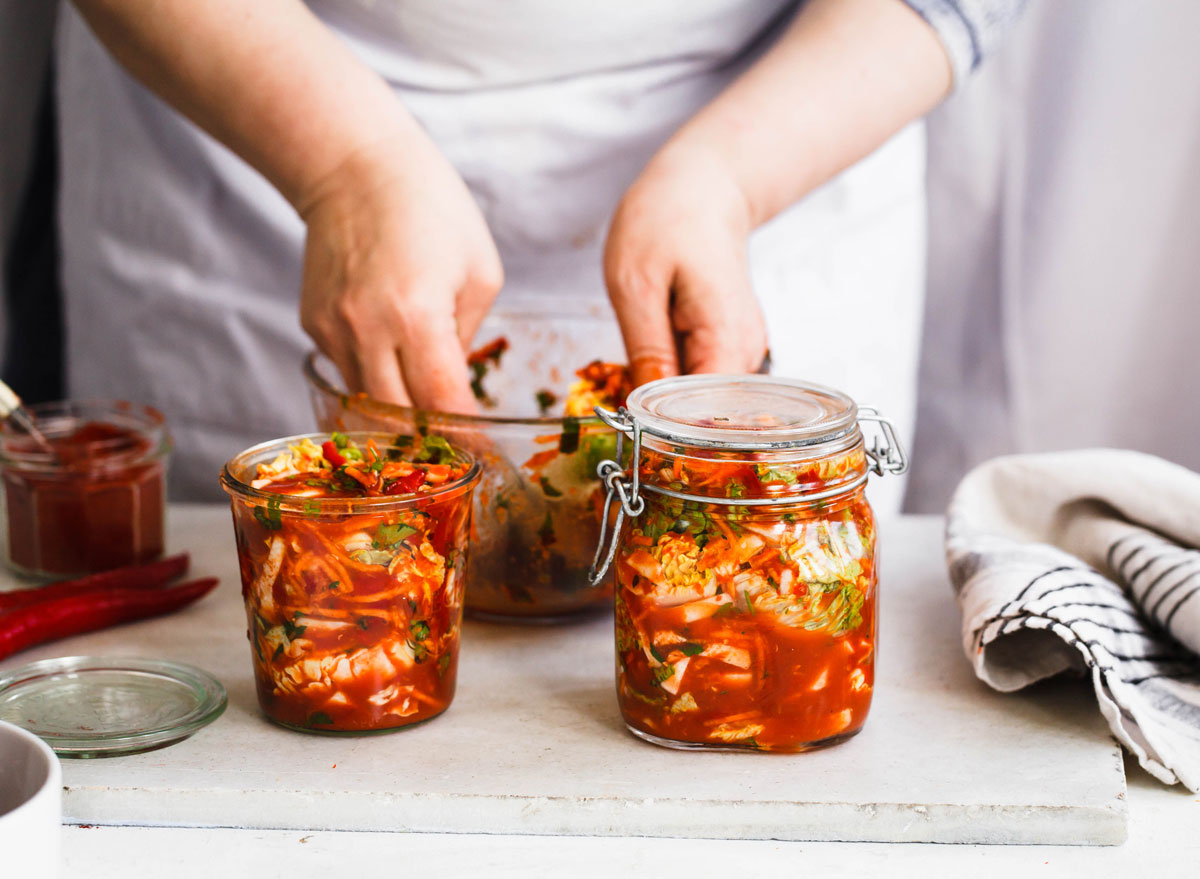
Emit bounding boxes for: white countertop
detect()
[2,507,1196,875]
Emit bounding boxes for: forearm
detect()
[663,0,952,228]
[72,0,415,212]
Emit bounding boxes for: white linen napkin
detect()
[945,449,1200,792]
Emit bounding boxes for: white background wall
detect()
[906,0,1200,511]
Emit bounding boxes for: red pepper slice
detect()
[322,441,346,469]
[0,576,219,661]
[0,553,190,614]
[385,469,427,495]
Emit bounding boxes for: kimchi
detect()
[456,349,631,620]
[222,432,479,733]
[614,444,878,751]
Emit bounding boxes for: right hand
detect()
[297,127,503,412]
[605,142,768,388]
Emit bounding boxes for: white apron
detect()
[57,0,925,509]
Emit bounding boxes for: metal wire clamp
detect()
[586,404,907,583]
[588,407,643,585]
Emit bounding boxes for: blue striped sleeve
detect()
[900,0,1029,86]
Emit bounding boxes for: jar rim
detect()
[0,399,170,472]
[305,350,603,429]
[624,374,859,451]
[220,431,482,514]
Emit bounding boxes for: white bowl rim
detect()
[0,720,62,825]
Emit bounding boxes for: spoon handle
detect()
[0,380,20,418]
[0,380,56,454]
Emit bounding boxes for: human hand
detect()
[297,128,503,412]
[604,142,768,388]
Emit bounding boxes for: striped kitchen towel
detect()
[945,450,1200,792]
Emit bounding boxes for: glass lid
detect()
[624,374,858,449]
[0,656,226,758]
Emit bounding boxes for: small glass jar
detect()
[221,432,480,734]
[589,375,906,752]
[0,400,170,578]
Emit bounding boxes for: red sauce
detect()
[2,421,166,577]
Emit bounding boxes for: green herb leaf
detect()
[253,504,282,531]
[559,420,581,454]
[653,664,676,685]
[352,548,395,567]
[470,360,489,403]
[535,389,558,415]
[539,476,563,498]
[410,619,431,640]
[680,642,704,656]
[331,432,349,449]
[357,617,370,630]
[409,640,429,663]
[272,644,284,660]
[756,465,798,485]
[415,434,455,465]
[742,590,755,614]
[303,499,321,516]
[437,653,451,678]
[538,511,556,546]
[373,522,417,549]
[649,645,666,663]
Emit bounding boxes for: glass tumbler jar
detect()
[221,432,480,734]
[589,375,906,752]
[0,400,170,578]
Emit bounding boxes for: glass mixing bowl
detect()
[303,302,625,623]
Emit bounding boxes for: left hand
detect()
[604,142,769,388]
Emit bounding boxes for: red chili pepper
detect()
[322,441,346,469]
[0,576,219,661]
[467,336,509,366]
[385,469,427,495]
[0,554,190,613]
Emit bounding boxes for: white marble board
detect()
[0,508,1126,844]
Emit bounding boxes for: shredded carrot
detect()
[343,467,373,488]
[523,448,559,472]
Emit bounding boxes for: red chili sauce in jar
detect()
[1,403,169,578]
